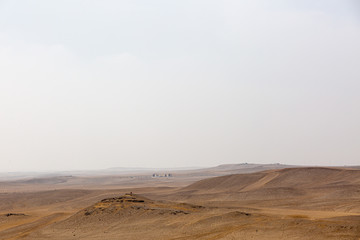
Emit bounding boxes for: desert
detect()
[1,1,359,239]
[1,164,359,239]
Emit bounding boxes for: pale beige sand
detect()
[0,167,359,239]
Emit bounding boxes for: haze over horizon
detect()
[1,0,359,172]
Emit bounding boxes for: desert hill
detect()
[176,167,360,213]
[69,193,203,219]
[183,167,360,192]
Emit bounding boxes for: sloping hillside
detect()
[178,167,360,212]
[183,167,360,192]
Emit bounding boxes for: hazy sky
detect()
[1,0,359,171]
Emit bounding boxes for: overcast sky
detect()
[0,0,359,171]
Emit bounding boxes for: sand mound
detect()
[78,193,202,218]
[25,194,207,239]
[48,193,204,230]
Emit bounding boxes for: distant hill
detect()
[183,167,360,192]
[177,167,360,212]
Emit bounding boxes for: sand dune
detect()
[1,166,360,239]
[183,167,360,192]
[179,168,360,207]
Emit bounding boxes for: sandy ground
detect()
[0,166,359,239]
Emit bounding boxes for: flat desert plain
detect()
[0,165,360,239]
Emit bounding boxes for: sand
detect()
[0,166,359,239]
